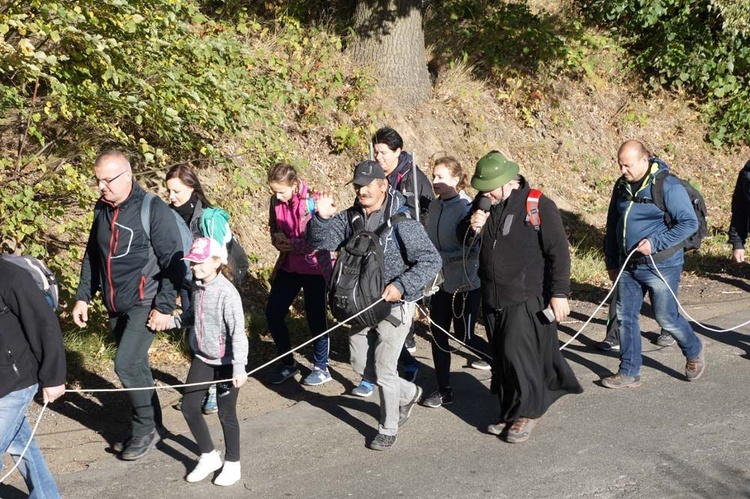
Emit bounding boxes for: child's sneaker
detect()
[352,379,375,397]
[302,367,332,386]
[214,460,241,486]
[202,385,218,415]
[186,450,222,483]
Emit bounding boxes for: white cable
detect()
[646,253,750,333]
[0,401,48,484]
[67,297,387,394]
[415,303,492,361]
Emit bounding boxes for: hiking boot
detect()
[112,435,132,454]
[369,433,397,451]
[302,367,333,386]
[268,363,299,385]
[656,331,676,347]
[120,429,160,461]
[401,361,421,383]
[352,379,375,398]
[470,359,492,370]
[505,417,538,444]
[422,390,453,408]
[186,450,222,483]
[214,460,241,486]
[601,373,642,389]
[486,421,507,436]
[398,386,423,427]
[202,385,218,415]
[404,337,417,354]
[685,340,706,381]
[596,340,620,352]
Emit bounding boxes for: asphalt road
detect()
[6,294,750,499]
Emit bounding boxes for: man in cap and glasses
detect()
[458,150,582,444]
[307,160,441,450]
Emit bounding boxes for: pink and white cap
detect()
[182,237,227,264]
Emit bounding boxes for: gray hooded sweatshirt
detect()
[173,273,248,377]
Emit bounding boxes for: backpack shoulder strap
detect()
[526,189,542,232]
[650,170,670,212]
[141,192,156,241]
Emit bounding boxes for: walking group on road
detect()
[5,132,747,497]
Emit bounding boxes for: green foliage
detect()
[0,0,369,251]
[426,0,569,80]
[578,0,750,146]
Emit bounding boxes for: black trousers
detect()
[182,358,241,461]
[429,288,487,393]
[484,296,582,421]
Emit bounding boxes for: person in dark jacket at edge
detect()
[728,159,750,264]
[457,150,582,444]
[370,127,435,388]
[0,260,66,498]
[72,151,185,461]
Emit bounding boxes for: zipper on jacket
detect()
[7,350,19,376]
[106,207,120,312]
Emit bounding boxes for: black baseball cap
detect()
[349,160,386,186]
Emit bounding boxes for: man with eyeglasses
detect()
[72,150,185,460]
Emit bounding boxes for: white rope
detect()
[646,254,750,333]
[415,302,492,361]
[66,297,387,394]
[0,401,48,484]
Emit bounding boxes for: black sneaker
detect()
[422,390,453,408]
[268,363,299,385]
[398,386,423,427]
[369,433,397,451]
[656,332,676,347]
[596,340,620,352]
[120,429,161,461]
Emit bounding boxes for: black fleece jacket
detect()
[0,261,66,398]
[457,182,571,309]
[76,181,183,314]
[728,160,750,250]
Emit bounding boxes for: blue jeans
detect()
[616,264,702,377]
[265,270,329,370]
[0,384,60,498]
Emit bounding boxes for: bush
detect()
[577,0,750,146]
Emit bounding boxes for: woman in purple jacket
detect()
[266,163,333,386]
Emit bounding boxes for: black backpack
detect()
[629,165,708,262]
[328,208,410,328]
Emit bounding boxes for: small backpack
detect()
[141,192,194,285]
[525,189,543,232]
[0,254,59,309]
[199,205,249,288]
[328,208,410,327]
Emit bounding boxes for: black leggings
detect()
[182,358,241,461]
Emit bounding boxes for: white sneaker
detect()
[214,460,241,486]
[186,450,222,483]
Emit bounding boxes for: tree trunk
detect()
[350,0,431,108]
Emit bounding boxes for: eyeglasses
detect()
[91,170,128,187]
